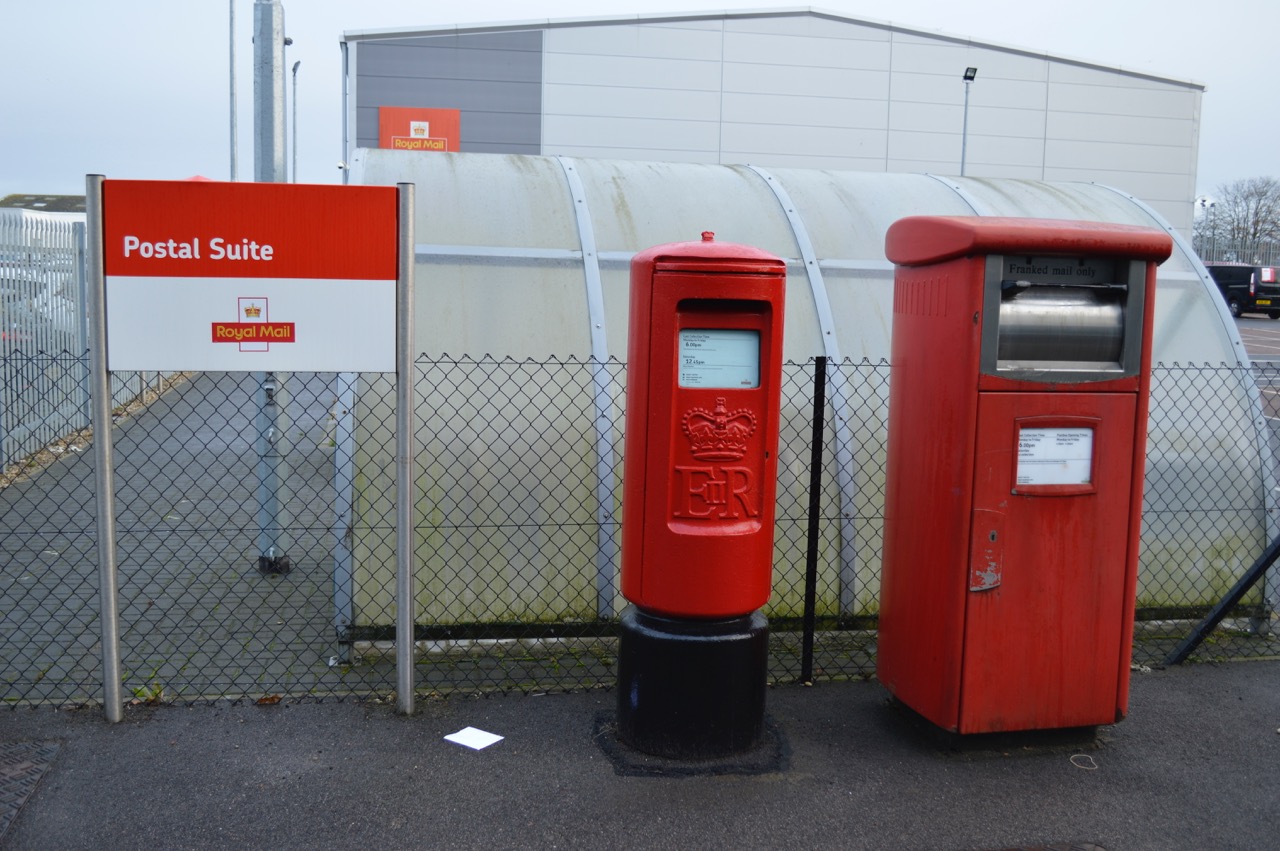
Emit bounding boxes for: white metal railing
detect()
[1,209,167,469]
[1,209,88,468]
[1193,238,1280,267]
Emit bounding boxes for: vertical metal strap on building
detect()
[922,173,988,216]
[555,156,620,619]
[745,165,861,616]
[395,183,417,715]
[86,175,123,723]
[1096,182,1279,619]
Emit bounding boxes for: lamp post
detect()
[230,0,237,181]
[961,66,977,177]
[291,60,300,183]
[1200,197,1217,262]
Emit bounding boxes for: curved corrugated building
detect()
[340,149,1272,629]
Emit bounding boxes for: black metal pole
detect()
[801,356,827,684]
[1164,532,1280,665]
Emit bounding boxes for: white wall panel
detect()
[965,134,1046,169]
[542,114,720,153]
[722,92,889,129]
[885,155,963,174]
[967,78,1049,112]
[545,23,721,60]
[1046,111,1194,145]
[961,162,1046,180]
[966,105,1049,140]
[957,49,1050,81]
[890,39,977,76]
[543,144,717,163]
[887,128,958,163]
[544,83,720,121]
[726,14,890,40]
[721,122,888,158]
[889,71,964,106]
[896,103,1053,144]
[1048,84,1199,120]
[888,101,960,133]
[543,52,721,91]
[1044,166,1195,205]
[1050,62,1192,90]
[1046,138,1193,174]
[720,150,887,170]
[724,62,890,98]
[723,31,892,70]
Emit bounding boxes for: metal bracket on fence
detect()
[1164,533,1280,665]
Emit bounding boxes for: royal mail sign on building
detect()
[101,180,400,372]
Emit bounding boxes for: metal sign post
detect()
[85,174,124,723]
[395,183,416,715]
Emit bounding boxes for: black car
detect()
[1204,262,1280,318]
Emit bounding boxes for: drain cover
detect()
[0,741,61,841]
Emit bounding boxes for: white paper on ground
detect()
[444,726,504,750]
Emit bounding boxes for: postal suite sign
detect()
[102,180,398,372]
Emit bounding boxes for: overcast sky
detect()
[3,1,1273,205]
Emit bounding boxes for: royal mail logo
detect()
[410,121,430,137]
[391,136,447,151]
[682,397,756,461]
[211,297,295,350]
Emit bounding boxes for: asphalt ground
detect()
[1236,314,1280,363]
[1,659,1278,850]
[1,318,1277,849]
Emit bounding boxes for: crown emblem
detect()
[243,304,262,318]
[682,397,756,461]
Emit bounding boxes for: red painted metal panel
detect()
[959,395,1138,733]
[621,236,786,618]
[885,216,1174,268]
[876,255,984,729]
[102,180,399,280]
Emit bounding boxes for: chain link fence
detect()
[3,354,1278,707]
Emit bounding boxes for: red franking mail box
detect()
[877,216,1172,734]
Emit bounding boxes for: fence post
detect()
[801,356,827,684]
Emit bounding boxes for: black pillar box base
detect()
[616,605,768,760]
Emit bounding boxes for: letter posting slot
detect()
[617,232,785,759]
[876,216,1172,736]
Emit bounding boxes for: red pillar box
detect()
[617,232,786,759]
[877,216,1172,735]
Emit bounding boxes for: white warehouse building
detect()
[332,9,1275,630]
[341,6,1204,233]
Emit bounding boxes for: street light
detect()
[961,67,977,177]
[230,0,237,181]
[1200,197,1217,261]
[291,60,300,183]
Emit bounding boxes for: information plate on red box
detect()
[102,180,399,372]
